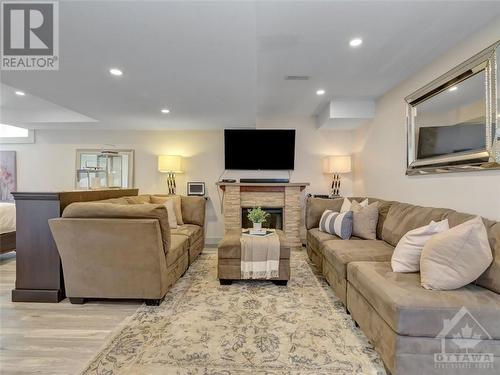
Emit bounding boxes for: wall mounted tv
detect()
[224,129,296,170]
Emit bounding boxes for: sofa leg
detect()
[145,298,162,306]
[69,297,85,304]
[273,280,288,286]
[219,279,232,285]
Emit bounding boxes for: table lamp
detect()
[323,155,352,197]
[158,155,183,194]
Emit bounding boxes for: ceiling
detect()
[1,1,499,130]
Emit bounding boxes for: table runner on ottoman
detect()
[240,230,280,279]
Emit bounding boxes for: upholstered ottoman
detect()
[218,229,291,285]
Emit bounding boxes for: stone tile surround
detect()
[217,183,309,249]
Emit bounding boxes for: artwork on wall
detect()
[0,151,17,201]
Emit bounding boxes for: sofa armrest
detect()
[49,218,168,299]
[181,195,206,227]
[305,196,343,229]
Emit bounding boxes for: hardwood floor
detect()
[0,252,141,375]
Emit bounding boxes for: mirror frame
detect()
[405,41,499,175]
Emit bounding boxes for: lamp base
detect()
[166,172,176,195]
[331,173,341,196]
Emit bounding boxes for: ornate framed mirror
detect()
[405,41,499,175]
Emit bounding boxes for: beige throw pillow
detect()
[420,216,493,290]
[340,197,368,213]
[351,200,378,240]
[163,200,178,229]
[391,219,449,273]
[151,195,184,225]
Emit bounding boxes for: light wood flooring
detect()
[0,252,141,375]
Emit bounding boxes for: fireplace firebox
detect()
[241,207,283,230]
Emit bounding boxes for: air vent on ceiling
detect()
[285,75,309,81]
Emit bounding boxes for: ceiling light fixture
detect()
[349,38,363,47]
[109,68,123,76]
[161,108,170,114]
[316,89,326,96]
[15,91,25,96]
[448,86,458,92]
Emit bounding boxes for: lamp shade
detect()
[323,155,352,174]
[158,155,183,173]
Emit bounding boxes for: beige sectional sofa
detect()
[49,194,205,306]
[306,196,500,375]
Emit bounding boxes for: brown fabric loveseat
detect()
[305,196,500,375]
[48,194,205,306]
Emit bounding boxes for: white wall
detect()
[3,118,353,243]
[353,18,500,220]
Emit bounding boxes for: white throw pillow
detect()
[340,198,368,213]
[163,200,178,229]
[420,216,493,290]
[391,219,449,273]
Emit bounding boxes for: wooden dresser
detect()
[11,189,138,303]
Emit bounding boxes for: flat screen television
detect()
[224,129,295,170]
[417,119,485,159]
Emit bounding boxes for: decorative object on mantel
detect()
[158,155,183,194]
[187,181,205,196]
[246,207,270,233]
[405,40,500,175]
[0,150,16,201]
[323,155,352,197]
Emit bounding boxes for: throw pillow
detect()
[351,200,378,240]
[150,195,184,225]
[340,197,368,213]
[391,219,449,272]
[420,216,493,290]
[318,210,353,240]
[163,199,178,229]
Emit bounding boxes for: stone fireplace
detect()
[216,182,309,249]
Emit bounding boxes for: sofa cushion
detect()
[167,235,189,266]
[382,202,453,246]
[171,224,203,247]
[123,195,151,204]
[218,229,289,259]
[444,212,500,294]
[151,195,184,225]
[322,239,394,281]
[96,197,130,204]
[347,261,500,339]
[62,202,171,253]
[420,216,493,290]
[181,195,206,226]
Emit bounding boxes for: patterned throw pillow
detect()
[318,210,353,240]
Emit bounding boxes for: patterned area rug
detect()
[81,249,386,375]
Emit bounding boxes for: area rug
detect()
[81,249,386,375]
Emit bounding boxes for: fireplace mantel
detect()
[216,182,309,192]
[216,182,309,249]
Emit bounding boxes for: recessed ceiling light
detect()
[349,38,363,47]
[109,68,123,76]
[316,89,326,96]
[448,86,458,92]
[161,108,170,114]
[15,91,25,96]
